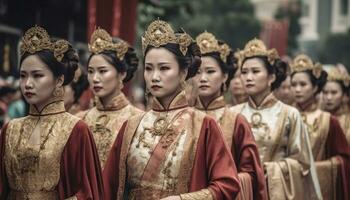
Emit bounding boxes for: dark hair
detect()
[242,56,288,90]
[144,33,201,80]
[69,69,89,103]
[291,70,328,95]
[20,40,79,86]
[87,37,139,83]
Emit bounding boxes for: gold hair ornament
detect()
[20,25,69,62]
[196,31,231,64]
[327,68,350,87]
[236,38,279,68]
[141,19,194,56]
[88,27,129,60]
[291,54,323,79]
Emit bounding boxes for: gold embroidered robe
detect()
[103,92,240,200]
[297,101,350,200]
[0,101,103,199]
[80,93,143,169]
[194,96,267,200]
[231,94,322,200]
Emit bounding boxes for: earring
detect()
[53,86,64,99]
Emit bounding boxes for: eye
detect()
[207,69,216,74]
[145,66,152,71]
[33,73,44,78]
[241,70,247,75]
[99,69,108,74]
[20,73,26,78]
[160,66,170,71]
[252,70,260,74]
[88,69,94,74]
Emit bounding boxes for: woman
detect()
[64,67,90,114]
[79,28,142,169]
[0,26,103,199]
[290,54,350,199]
[231,39,321,199]
[193,32,266,200]
[103,19,240,200]
[322,68,350,145]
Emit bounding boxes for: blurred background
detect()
[0,0,349,124]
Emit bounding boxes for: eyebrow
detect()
[88,66,108,69]
[20,69,43,73]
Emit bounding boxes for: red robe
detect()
[0,101,103,200]
[103,92,240,200]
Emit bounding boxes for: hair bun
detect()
[271,59,288,90]
[123,47,139,82]
[61,45,79,85]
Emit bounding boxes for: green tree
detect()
[136,0,261,50]
[318,30,350,72]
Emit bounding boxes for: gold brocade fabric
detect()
[194,96,237,148]
[4,101,80,200]
[124,91,212,199]
[82,93,143,168]
[296,102,330,161]
[333,104,350,145]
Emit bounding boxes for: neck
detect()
[100,89,121,107]
[200,91,221,108]
[250,88,271,107]
[158,87,182,109]
[297,96,315,111]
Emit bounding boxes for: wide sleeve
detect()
[233,114,267,200]
[58,120,104,200]
[184,116,240,200]
[0,123,9,199]
[325,116,350,200]
[102,121,127,200]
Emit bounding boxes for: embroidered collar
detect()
[194,96,226,110]
[152,91,188,112]
[96,93,130,111]
[247,93,278,109]
[29,100,66,116]
[296,97,318,112]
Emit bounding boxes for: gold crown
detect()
[141,19,193,56]
[291,54,323,78]
[20,25,69,62]
[236,38,279,68]
[196,31,231,64]
[327,68,350,87]
[88,28,129,60]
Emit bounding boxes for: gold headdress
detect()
[236,38,279,68]
[290,54,323,78]
[196,31,231,64]
[327,68,350,87]
[20,25,69,62]
[141,19,194,56]
[88,28,129,60]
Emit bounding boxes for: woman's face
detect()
[240,58,274,97]
[194,56,227,99]
[291,72,317,104]
[323,81,344,111]
[88,54,124,99]
[20,55,61,108]
[144,47,186,102]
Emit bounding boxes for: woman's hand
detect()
[160,195,181,200]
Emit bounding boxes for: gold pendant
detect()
[151,116,168,136]
[251,112,262,128]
